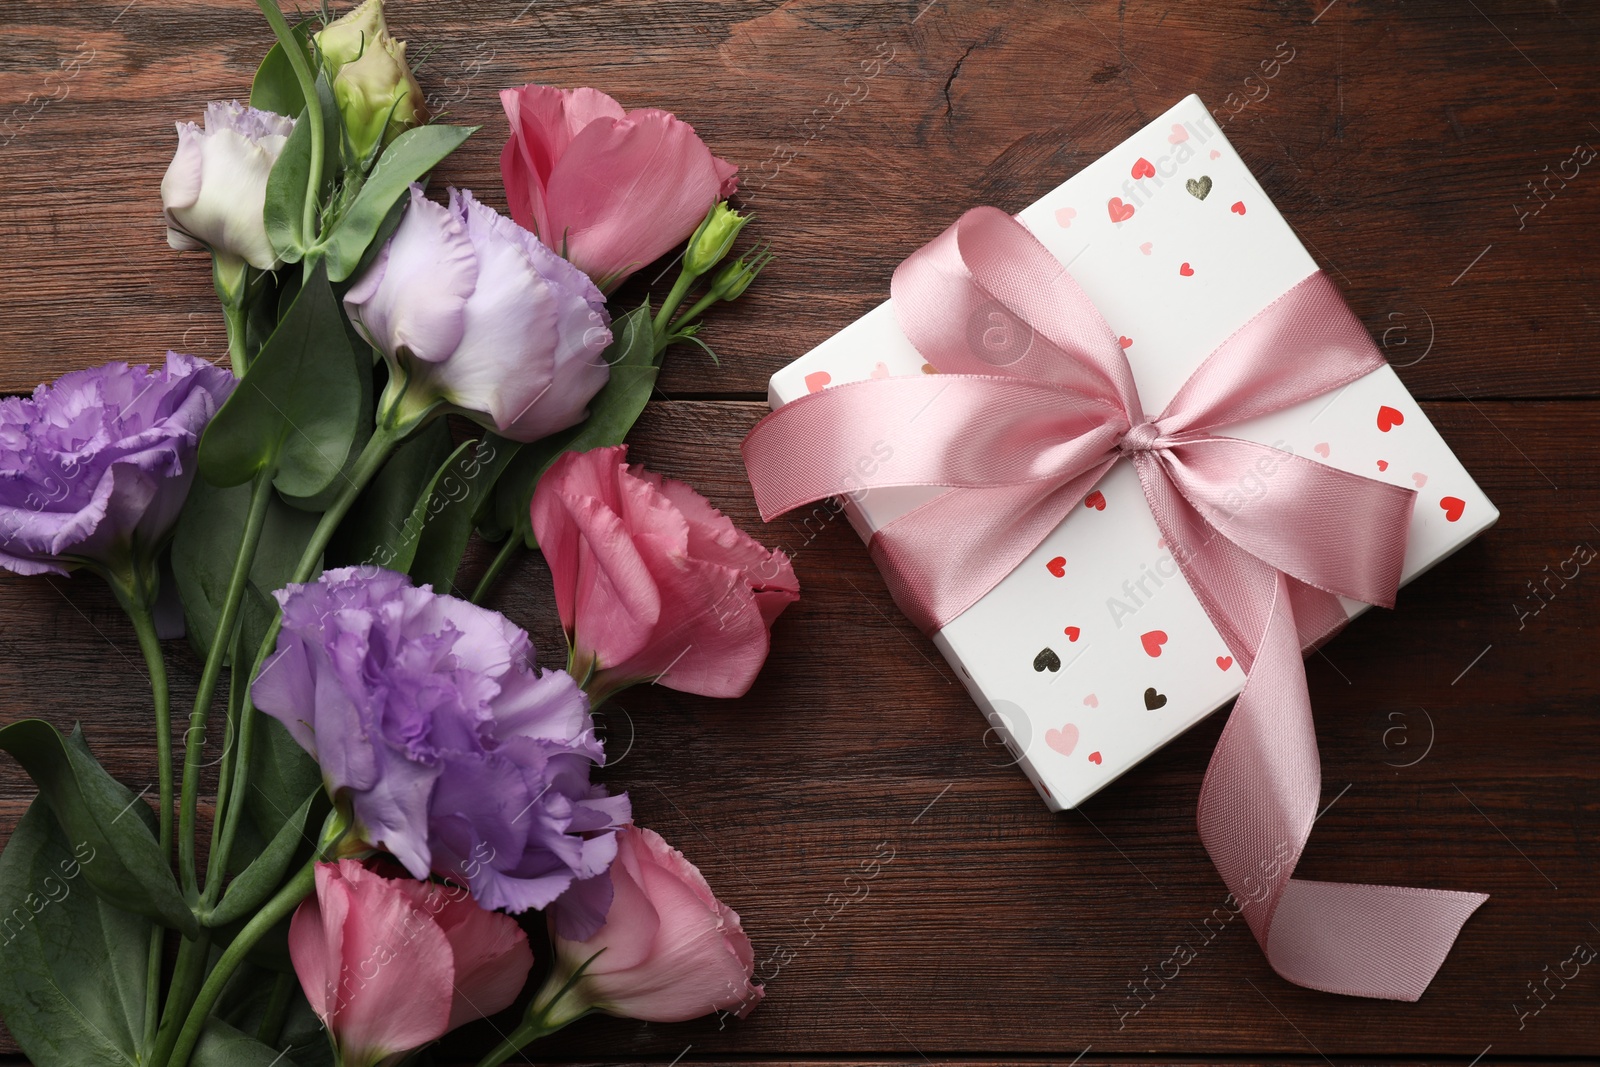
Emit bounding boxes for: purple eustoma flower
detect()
[0,353,234,577]
[253,567,630,933]
[344,185,613,443]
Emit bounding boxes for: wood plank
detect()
[1,399,1596,1060]
[0,1,1597,399]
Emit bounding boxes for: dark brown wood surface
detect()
[2,1,1599,1064]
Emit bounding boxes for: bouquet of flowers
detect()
[0,3,798,1065]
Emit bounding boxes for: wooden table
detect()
[2,1,1598,1063]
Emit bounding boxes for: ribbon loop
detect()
[741,206,1486,1000]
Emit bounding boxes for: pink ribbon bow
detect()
[742,206,1486,1000]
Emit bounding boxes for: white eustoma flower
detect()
[161,100,294,272]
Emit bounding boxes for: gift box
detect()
[761,94,1497,811]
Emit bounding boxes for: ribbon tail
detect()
[1197,572,1487,1001]
[871,460,1116,634]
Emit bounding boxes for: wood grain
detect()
[2,0,1598,1063]
[1,1,1598,400]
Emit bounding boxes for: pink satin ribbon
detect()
[742,206,1486,1000]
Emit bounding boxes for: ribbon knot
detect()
[1117,420,1163,453]
[742,205,1486,1002]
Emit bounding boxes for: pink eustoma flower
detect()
[289,860,533,1067]
[499,84,738,290]
[530,445,798,701]
[539,825,762,1025]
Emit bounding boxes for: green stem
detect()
[470,533,524,605]
[474,953,600,1067]
[666,290,718,338]
[213,257,251,377]
[254,0,324,252]
[203,628,247,900]
[652,267,697,338]
[109,575,172,861]
[208,422,406,891]
[143,924,163,1054]
[149,933,212,1067]
[104,567,171,1054]
[474,1019,559,1067]
[255,970,295,1046]
[179,471,273,899]
[165,862,316,1067]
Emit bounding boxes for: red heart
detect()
[1440,496,1465,522]
[1179,262,1194,277]
[1118,335,1133,349]
[1140,630,1168,657]
[1131,156,1156,180]
[1107,197,1135,223]
[1088,751,1103,765]
[1231,201,1246,215]
[1064,625,1081,642]
[1216,655,1233,671]
[1377,459,1389,471]
[1377,405,1404,432]
[1084,491,1107,511]
[1046,556,1066,577]
[804,371,831,393]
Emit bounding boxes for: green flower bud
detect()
[683,202,749,277]
[315,0,428,161]
[708,244,774,303]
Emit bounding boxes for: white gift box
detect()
[764,94,1498,810]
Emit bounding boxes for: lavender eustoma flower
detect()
[253,568,630,932]
[0,353,234,577]
[344,185,613,443]
[161,100,295,271]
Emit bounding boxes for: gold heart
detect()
[1185,175,1213,200]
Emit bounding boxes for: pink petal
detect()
[293,861,454,1062]
[542,110,732,285]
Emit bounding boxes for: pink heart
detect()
[1169,122,1190,144]
[1082,693,1099,708]
[1046,723,1079,756]
[1412,471,1428,488]
[1055,206,1077,228]
[804,371,831,393]
[870,362,890,379]
[1210,149,1221,159]
[1139,241,1153,255]
[1313,442,1330,458]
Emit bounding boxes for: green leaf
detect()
[247,718,322,851]
[324,417,453,570]
[0,799,152,1067]
[277,321,375,515]
[249,19,313,117]
[206,791,320,929]
[319,124,477,282]
[171,480,319,664]
[0,722,196,937]
[192,1017,301,1067]
[410,436,523,592]
[484,302,659,544]
[387,437,478,580]
[198,265,363,500]
[263,105,313,264]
